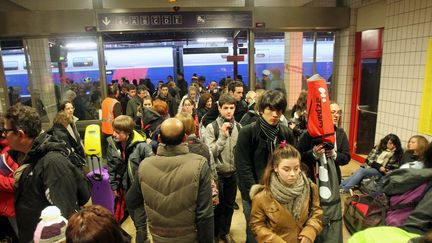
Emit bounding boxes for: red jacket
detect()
[0,139,18,217]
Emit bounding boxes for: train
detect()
[2,40,334,96]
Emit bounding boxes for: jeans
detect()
[340,167,382,191]
[214,174,237,236]
[242,199,257,243]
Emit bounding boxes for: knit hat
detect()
[33,206,68,243]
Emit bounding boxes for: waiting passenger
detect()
[137,118,214,242]
[154,84,177,117]
[101,84,122,137]
[250,145,323,242]
[400,135,429,166]
[143,99,169,152]
[126,85,148,120]
[340,133,403,193]
[204,94,241,243]
[202,81,248,127]
[235,90,295,243]
[289,90,308,143]
[197,93,213,123]
[106,115,153,223]
[176,73,188,98]
[5,104,90,243]
[178,86,200,113]
[58,100,85,158]
[66,205,131,243]
[47,111,85,160]
[297,101,351,243]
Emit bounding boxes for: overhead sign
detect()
[97,11,253,31]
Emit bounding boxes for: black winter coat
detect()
[235,120,295,202]
[14,133,90,243]
[47,123,85,158]
[297,127,351,183]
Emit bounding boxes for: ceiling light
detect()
[65,42,97,50]
[197,38,227,43]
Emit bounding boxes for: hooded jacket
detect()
[382,168,432,235]
[0,138,18,217]
[250,182,323,243]
[14,133,90,243]
[107,130,153,191]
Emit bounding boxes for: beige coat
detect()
[250,182,323,243]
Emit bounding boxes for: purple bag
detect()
[385,182,428,226]
[87,158,115,214]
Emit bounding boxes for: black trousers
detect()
[214,173,238,236]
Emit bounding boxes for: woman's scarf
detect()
[259,116,280,153]
[269,171,310,221]
[376,149,395,167]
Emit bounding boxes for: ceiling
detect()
[0,0,314,11]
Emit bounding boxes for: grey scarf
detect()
[269,172,310,221]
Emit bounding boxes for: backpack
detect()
[343,193,387,234]
[359,175,381,194]
[343,183,432,234]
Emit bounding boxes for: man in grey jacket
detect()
[204,94,240,243]
[137,118,214,243]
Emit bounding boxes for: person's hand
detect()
[298,236,312,243]
[313,144,325,157]
[146,138,152,144]
[288,122,296,130]
[220,122,232,137]
[113,190,119,197]
[379,166,387,174]
[325,149,336,158]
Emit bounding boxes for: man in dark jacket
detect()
[3,104,90,243]
[177,72,188,98]
[126,85,148,120]
[128,118,214,243]
[155,84,178,118]
[201,81,248,127]
[235,90,295,243]
[107,115,153,224]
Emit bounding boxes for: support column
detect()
[248,30,255,90]
[284,32,304,108]
[0,45,9,113]
[24,38,56,122]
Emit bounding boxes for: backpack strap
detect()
[211,120,219,140]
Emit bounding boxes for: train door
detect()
[349,28,384,162]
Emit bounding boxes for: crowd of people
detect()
[0,71,431,243]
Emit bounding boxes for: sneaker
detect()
[220,234,236,243]
[349,188,354,196]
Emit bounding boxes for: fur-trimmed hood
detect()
[250,184,265,199]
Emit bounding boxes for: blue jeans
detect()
[340,167,382,191]
[242,199,257,243]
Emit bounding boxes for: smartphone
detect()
[322,142,334,150]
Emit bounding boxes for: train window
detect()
[73,57,93,67]
[51,62,68,68]
[4,61,19,71]
[23,61,31,70]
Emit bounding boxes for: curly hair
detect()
[6,104,41,139]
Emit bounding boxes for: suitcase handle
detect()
[89,154,103,181]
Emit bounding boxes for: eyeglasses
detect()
[331,110,342,115]
[0,128,16,135]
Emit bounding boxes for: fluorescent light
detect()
[197,38,227,43]
[65,42,97,50]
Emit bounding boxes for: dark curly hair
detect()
[6,104,41,139]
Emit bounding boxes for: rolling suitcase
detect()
[84,124,115,213]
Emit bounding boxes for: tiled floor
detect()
[122,160,363,243]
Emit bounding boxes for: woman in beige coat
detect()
[250,145,323,243]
